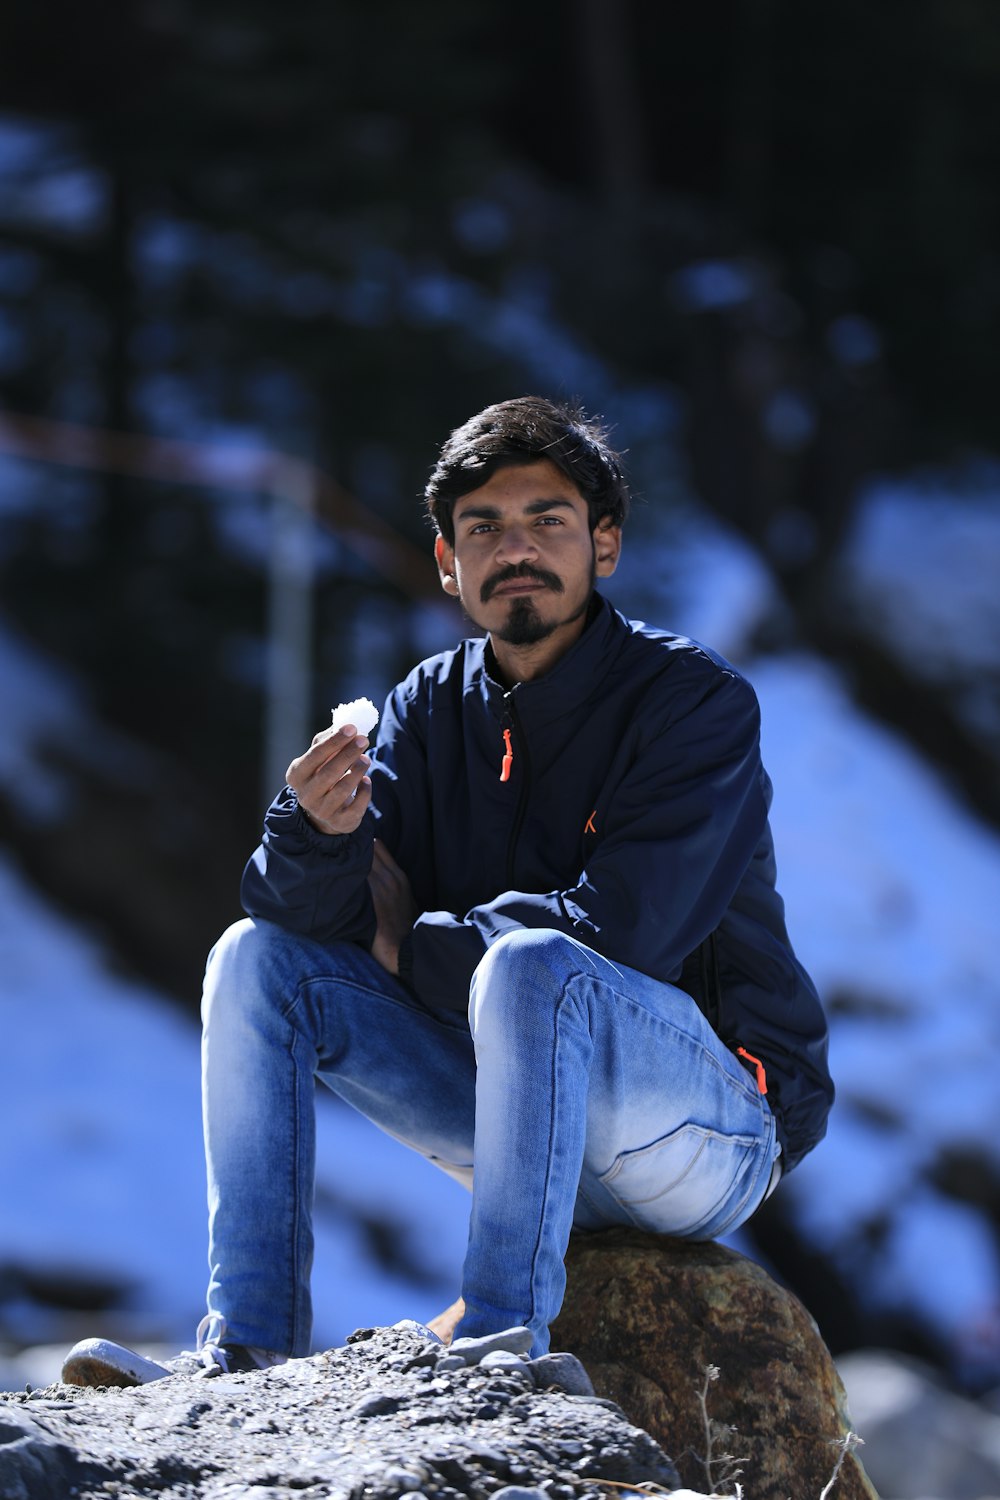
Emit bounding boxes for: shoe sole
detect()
[61,1338,170,1388]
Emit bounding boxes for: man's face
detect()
[434,459,621,672]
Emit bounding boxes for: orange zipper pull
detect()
[737,1047,768,1095]
[500,727,514,782]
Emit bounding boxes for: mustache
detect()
[481,563,564,603]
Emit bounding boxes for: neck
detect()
[487,603,593,687]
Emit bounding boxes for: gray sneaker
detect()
[62,1320,286,1389]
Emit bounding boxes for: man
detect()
[63,395,833,1387]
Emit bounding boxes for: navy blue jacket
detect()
[243,594,833,1171]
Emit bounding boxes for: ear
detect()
[593,516,622,578]
[435,534,460,596]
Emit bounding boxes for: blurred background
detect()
[1,1,999,1491]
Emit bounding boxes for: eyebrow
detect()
[454,497,577,522]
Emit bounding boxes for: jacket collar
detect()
[475,593,626,726]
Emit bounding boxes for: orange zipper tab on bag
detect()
[737,1047,768,1095]
[500,727,514,782]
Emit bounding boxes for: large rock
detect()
[552,1229,878,1500]
[0,1321,679,1500]
[431,1230,879,1499]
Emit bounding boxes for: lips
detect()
[482,568,561,602]
[492,580,546,595]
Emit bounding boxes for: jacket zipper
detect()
[736,1047,769,1095]
[702,931,769,1095]
[501,693,531,887]
[499,727,514,782]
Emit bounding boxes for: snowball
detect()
[330,697,380,737]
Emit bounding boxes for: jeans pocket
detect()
[598,1122,761,1239]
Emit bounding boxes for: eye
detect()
[468,522,497,535]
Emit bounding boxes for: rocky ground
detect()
[0,1322,681,1500]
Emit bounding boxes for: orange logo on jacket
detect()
[584,810,597,835]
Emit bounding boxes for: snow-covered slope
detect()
[0,845,469,1377]
[756,656,1000,1382]
[0,626,470,1383]
[624,489,1000,1389]
[840,463,1000,701]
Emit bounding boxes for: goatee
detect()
[493,597,557,647]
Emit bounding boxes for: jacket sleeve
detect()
[407,668,770,1013]
[240,789,378,946]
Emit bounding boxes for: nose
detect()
[495,522,537,565]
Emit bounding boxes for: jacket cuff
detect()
[273,789,371,858]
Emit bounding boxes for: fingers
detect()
[286,726,372,835]
[297,766,372,835]
[287,725,367,784]
[303,721,366,763]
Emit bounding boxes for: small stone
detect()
[243,1414,278,1434]
[381,1466,427,1490]
[392,1319,443,1344]
[349,1391,402,1419]
[448,1327,533,1365]
[506,1464,534,1482]
[433,1354,465,1372]
[467,1443,509,1466]
[491,1488,550,1500]
[525,1353,595,1397]
[480,1381,523,1401]
[554,1440,584,1459]
[478,1350,527,1372]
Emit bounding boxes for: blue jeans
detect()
[200,920,778,1358]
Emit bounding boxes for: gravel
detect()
[0,1321,680,1500]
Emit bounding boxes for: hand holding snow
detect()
[330,697,380,737]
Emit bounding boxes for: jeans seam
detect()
[524,985,572,1335]
[649,1013,760,1107]
[705,1112,776,1239]
[289,1029,305,1355]
[526,995,557,1331]
[568,966,761,1111]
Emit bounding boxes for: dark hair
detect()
[425,395,630,544]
